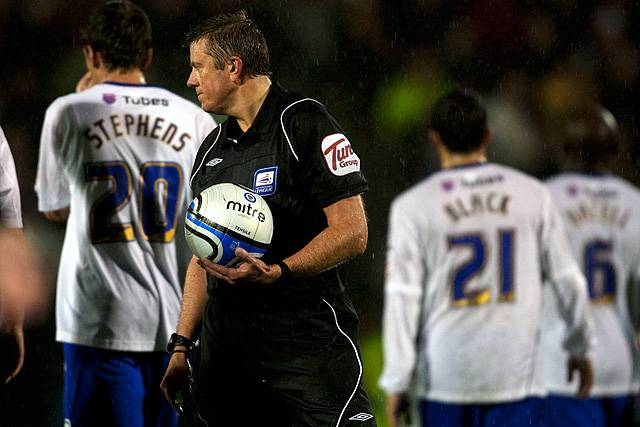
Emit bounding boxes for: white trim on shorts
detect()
[322,298,363,426]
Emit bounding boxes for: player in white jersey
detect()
[379,89,594,427]
[34,2,216,426]
[542,105,640,427]
[0,125,27,383]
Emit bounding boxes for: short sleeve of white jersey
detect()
[379,197,426,394]
[0,126,22,228]
[35,100,71,211]
[539,188,594,357]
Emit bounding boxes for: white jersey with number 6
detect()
[379,162,593,403]
[35,82,216,351]
[542,173,640,396]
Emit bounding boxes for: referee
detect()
[161,10,377,426]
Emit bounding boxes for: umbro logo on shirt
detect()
[206,158,223,167]
[348,413,374,421]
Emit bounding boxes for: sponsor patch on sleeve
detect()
[321,133,361,176]
[253,166,278,196]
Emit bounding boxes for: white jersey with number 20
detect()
[35,82,216,351]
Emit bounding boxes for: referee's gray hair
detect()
[185,10,271,78]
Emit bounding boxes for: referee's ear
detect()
[228,56,244,83]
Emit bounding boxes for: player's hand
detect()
[160,351,191,412]
[385,392,411,427]
[0,324,25,384]
[76,71,94,93]
[567,356,593,399]
[197,247,281,285]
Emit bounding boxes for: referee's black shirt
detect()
[190,82,368,301]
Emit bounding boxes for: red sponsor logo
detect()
[321,133,360,176]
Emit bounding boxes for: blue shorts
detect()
[419,397,545,427]
[546,394,635,427]
[63,343,177,427]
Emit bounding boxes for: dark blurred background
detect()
[1,0,640,425]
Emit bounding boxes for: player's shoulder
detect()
[391,172,444,212]
[45,89,86,116]
[489,162,546,187]
[430,162,547,191]
[606,174,640,203]
[546,172,640,199]
[397,162,549,207]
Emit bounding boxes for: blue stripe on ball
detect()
[186,212,226,241]
[186,211,267,266]
[217,234,268,266]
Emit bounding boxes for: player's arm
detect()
[0,228,26,384]
[161,255,207,409]
[43,207,70,222]
[35,101,71,219]
[0,130,26,383]
[378,199,424,427]
[198,194,367,284]
[541,190,594,398]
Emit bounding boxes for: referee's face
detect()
[187,38,233,115]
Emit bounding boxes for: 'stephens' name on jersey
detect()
[84,113,192,151]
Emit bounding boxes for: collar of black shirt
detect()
[227,81,285,142]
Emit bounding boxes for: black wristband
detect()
[167,333,196,354]
[276,260,291,282]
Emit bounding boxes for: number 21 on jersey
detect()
[447,229,515,307]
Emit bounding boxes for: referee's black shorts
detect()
[193,292,377,426]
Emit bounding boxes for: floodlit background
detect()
[1,0,639,425]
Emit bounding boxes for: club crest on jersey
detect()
[102,93,116,104]
[253,166,278,196]
[567,184,578,197]
[321,133,360,176]
[441,180,454,192]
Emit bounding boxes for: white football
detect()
[185,183,274,266]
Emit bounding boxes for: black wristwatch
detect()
[166,333,196,354]
[276,260,291,282]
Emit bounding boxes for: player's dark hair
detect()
[562,104,620,167]
[185,10,271,78]
[80,0,152,71]
[430,89,487,153]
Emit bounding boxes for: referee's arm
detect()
[198,193,367,284]
[161,255,207,407]
[288,194,368,277]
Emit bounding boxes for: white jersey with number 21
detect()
[380,162,593,403]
